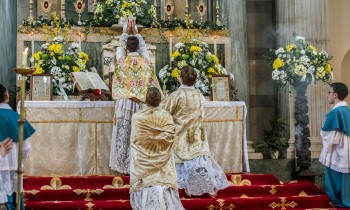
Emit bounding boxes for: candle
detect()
[78,32,81,52]
[214,36,217,55]
[31,32,34,58]
[22,47,28,67]
[169,37,172,68]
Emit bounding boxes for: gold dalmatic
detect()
[130,107,178,193]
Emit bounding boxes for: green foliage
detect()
[256,116,289,153]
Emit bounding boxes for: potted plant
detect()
[256,116,289,159]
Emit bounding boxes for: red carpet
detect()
[23,173,346,210]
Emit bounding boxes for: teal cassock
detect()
[0,106,35,210]
[322,106,350,208]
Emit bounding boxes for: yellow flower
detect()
[72,66,80,72]
[171,50,181,58]
[211,54,219,64]
[50,52,54,56]
[79,52,89,64]
[171,68,181,78]
[307,45,317,52]
[58,56,63,60]
[208,67,216,74]
[325,63,332,73]
[34,66,44,74]
[34,51,42,61]
[190,46,201,53]
[54,44,62,54]
[286,44,297,52]
[272,58,284,70]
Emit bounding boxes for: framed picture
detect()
[30,74,53,101]
[210,75,232,101]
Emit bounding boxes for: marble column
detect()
[221,0,252,153]
[276,0,330,164]
[0,0,17,105]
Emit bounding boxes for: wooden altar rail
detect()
[21,101,248,176]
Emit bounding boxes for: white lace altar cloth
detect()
[19,101,249,176]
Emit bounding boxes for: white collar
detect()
[0,103,12,110]
[128,52,140,57]
[179,85,195,89]
[332,101,348,110]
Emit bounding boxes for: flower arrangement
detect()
[270,35,333,88]
[94,0,155,26]
[33,36,89,95]
[158,39,234,96]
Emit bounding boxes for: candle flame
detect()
[24,47,29,53]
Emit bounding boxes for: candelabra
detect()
[12,67,35,210]
[216,0,221,26]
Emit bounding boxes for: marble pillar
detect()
[276,0,330,161]
[0,0,17,102]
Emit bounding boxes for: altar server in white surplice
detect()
[0,138,13,208]
[130,87,185,210]
[319,82,350,208]
[0,84,36,210]
[160,66,230,196]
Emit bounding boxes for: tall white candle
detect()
[214,36,217,55]
[31,32,34,58]
[78,32,82,52]
[169,37,172,68]
[22,47,29,67]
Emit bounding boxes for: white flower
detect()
[295,36,305,41]
[300,50,305,55]
[175,42,184,49]
[275,48,285,55]
[272,70,280,80]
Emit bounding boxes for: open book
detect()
[70,72,110,93]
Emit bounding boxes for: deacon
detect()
[130,87,185,210]
[160,66,230,196]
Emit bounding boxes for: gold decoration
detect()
[23,190,40,202]
[269,197,298,209]
[216,0,221,26]
[103,176,126,189]
[207,199,236,210]
[164,0,174,19]
[40,0,53,18]
[85,202,95,210]
[61,0,66,20]
[298,191,308,196]
[74,0,86,24]
[197,0,207,22]
[269,185,277,195]
[240,194,249,198]
[40,177,72,190]
[74,189,104,201]
[230,175,251,186]
[29,0,34,21]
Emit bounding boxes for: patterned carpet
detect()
[23,173,347,210]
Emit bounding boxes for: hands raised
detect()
[0,137,13,157]
[125,19,138,35]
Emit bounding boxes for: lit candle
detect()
[31,32,34,58]
[169,36,172,68]
[214,36,217,55]
[78,32,81,52]
[22,47,28,67]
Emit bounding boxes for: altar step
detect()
[23,173,344,210]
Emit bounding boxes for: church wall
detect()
[247,0,277,149]
[328,0,350,104]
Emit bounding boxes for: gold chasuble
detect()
[113,52,161,102]
[161,88,211,163]
[130,107,178,193]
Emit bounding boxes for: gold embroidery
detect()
[74,189,104,201]
[240,194,249,198]
[269,185,277,195]
[207,199,236,210]
[298,190,308,196]
[103,176,126,189]
[40,177,72,190]
[23,190,40,202]
[230,175,251,186]
[85,202,95,210]
[269,197,298,209]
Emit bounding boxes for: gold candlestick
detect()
[29,0,34,21]
[185,0,189,16]
[216,0,221,26]
[12,67,35,210]
[61,0,66,20]
[93,0,97,19]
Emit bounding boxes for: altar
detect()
[21,101,249,176]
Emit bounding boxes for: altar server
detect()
[160,66,230,196]
[130,87,185,210]
[319,82,350,208]
[0,84,36,210]
[0,138,13,209]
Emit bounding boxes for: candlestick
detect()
[214,36,217,55]
[22,48,28,67]
[78,32,82,52]
[169,37,173,68]
[61,0,66,19]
